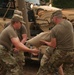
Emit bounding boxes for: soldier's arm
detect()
[58,65,64,75]
[21,25,27,44]
[21,34,27,44]
[40,38,56,48]
[11,37,39,54]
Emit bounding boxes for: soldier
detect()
[0,14,39,75]
[4,10,27,74]
[13,10,27,74]
[37,10,74,75]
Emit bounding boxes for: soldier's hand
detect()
[32,48,39,54]
[32,53,38,56]
[13,48,19,52]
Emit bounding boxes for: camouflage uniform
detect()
[37,49,74,75]
[0,45,22,75]
[0,15,25,75]
[13,24,27,74]
[4,10,27,74]
[63,64,74,75]
[4,23,27,68]
[12,10,27,74]
[63,46,74,75]
[37,10,74,75]
[37,47,57,75]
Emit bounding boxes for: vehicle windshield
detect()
[0,0,15,19]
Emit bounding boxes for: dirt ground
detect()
[24,59,40,75]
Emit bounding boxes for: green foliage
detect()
[44,0,74,8]
[52,0,74,8]
[44,0,49,2]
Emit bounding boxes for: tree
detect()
[43,0,74,8]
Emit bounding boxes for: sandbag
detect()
[26,31,51,48]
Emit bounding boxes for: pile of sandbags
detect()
[26,31,51,48]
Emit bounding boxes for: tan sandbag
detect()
[26,31,51,48]
[0,23,4,33]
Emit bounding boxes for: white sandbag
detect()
[26,31,51,48]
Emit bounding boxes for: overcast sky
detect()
[25,0,40,4]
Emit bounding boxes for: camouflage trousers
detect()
[37,47,74,75]
[12,51,25,75]
[0,45,24,75]
[63,64,74,75]
[63,50,74,75]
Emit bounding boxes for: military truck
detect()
[0,0,74,61]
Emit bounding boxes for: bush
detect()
[52,0,74,8]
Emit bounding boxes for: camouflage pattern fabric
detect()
[37,48,74,75]
[63,64,74,75]
[37,47,57,75]
[13,51,25,74]
[63,51,74,75]
[0,45,23,75]
[37,54,54,75]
